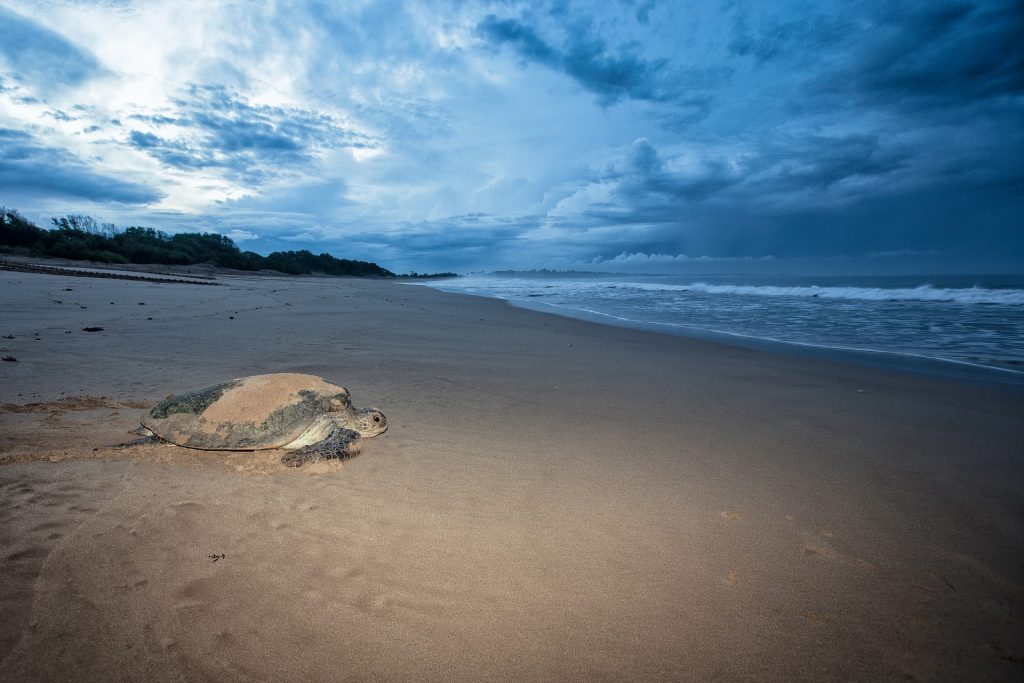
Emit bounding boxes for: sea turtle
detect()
[128,373,387,467]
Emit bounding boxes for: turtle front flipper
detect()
[110,434,164,449]
[281,428,361,467]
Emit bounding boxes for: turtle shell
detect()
[142,373,351,450]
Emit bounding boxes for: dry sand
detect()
[1,265,1022,681]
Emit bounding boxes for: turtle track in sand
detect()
[0,396,150,413]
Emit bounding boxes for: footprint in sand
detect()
[801,538,877,573]
[925,568,956,592]
[802,544,876,573]
[174,577,219,613]
[911,568,957,607]
[785,517,877,572]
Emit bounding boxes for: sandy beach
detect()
[1,264,1022,681]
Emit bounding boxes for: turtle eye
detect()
[373,415,381,422]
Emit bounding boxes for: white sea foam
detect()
[620,282,1024,305]
[421,277,1024,305]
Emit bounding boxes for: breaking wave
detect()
[623,282,1024,305]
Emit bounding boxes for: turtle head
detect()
[353,408,388,436]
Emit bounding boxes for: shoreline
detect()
[9,253,1023,388]
[510,297,1024,389]
[406,277,1024,390]
[1,266,1022,680]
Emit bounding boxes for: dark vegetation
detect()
[0,207,452,278]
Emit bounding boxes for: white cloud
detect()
[223,229,258,242]
[592,252,776,264]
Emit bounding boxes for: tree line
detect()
[0,207,453,278]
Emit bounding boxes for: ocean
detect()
[411,272,1024,385]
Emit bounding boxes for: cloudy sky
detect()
[0,0,1021,274]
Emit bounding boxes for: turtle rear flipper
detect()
[281,428,361,467]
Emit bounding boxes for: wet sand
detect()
[1,265,1022,680]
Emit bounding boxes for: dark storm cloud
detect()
[392,214,538,250]
[0,7,107,90]
[728,11,852,64]
[127,85,376,183]
[306,213,546,272]
[477,14,680,105]
[733,0,1024,113]
[558,126,1019,267]
[0,128,162,204]
[592,134,910,228]
[844,1,1024,109]
[376,218,541,271]
[615,138,740,202]
[749,134,911,194]
[174,209,540,272]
